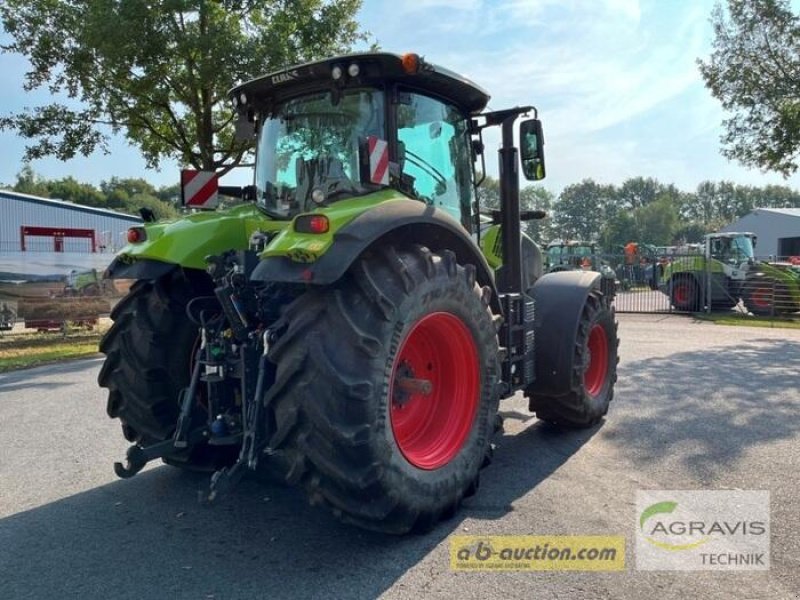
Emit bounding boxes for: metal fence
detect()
[571,253,800,319]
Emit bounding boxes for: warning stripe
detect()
[368,137,389,185]
[181,170,218,208]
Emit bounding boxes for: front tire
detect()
[669,275,701,312]
[262,246,501,533]
[527,291,618,428]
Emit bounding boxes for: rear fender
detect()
[526,270,602,398]
[252,199,501,313]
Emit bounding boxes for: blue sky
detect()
[1,0,799,195]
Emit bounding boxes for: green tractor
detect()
[660,232,800,315]
[99,52,618,533]
[544,239,616,296]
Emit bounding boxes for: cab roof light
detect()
[401,53,421,74]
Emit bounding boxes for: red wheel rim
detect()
[584,324,609,397]
[390,312,480,470]
[673,283,690,305]
[751,288,771,309]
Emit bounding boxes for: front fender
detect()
[527,270,601,398]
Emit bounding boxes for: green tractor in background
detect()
[660,232,800,315]
[99,52,618,533]
[543,239,617,297]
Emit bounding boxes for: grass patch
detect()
[692,313,800,329]
[0,328,105,372]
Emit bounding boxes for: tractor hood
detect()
[109,203,281,274]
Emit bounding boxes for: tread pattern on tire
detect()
[526,291,619,428]
[98,270,235,469]
[260,245,501,533]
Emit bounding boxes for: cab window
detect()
[396,91,473,228]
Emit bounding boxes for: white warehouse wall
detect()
[721,208,800,257]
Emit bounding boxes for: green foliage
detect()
[519,185,556,243]
[11,167,179,218]
[551,176,800,251]
[475,176,555,242]
[124,193,180,221]
[634,196,678,246]
[552,179,616,241]
[0,1,368,174]
[13,165,50,197]
[699,0,800,175]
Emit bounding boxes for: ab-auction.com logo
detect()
[635,490,770,571]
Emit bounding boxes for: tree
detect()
[0,1,367,175]
[46,176,107,208]
[699,0,800,176]
[600,211,637,252]
[12,165,50,197]
[520,185,555,243]
[475,176,555,242]
[552,179,616,241]
[635,196,678,246]
[616,177,662,210]
[124,193,180,221]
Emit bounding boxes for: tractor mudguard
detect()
[527,270,601,397]
[105,257,180,281]
[252,198,501,312]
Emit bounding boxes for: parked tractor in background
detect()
[62,268,106,297]
[660,232,800,314]
[544,239,616,297]
[98,52,619,534]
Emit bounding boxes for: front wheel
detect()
[527,291,618,428]
[669,275,701,312]
[261,246,501,533]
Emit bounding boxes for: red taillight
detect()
[127,227,146,243]
[295,215,329,234]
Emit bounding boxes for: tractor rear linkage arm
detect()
[113,331,275,499]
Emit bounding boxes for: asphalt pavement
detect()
[0,314,798,600]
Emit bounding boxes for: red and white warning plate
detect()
[181,170,219,209]
[367,136,389,185]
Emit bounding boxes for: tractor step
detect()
[499,292,536,393]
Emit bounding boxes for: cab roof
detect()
[229,52,491,115]
[707,232,755,239]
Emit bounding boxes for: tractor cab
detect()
[545,239,596,271]
[231,52,536,231]
[706,232,756,280]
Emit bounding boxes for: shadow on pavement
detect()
[604,338,800,482]
[0,357,103,393]
[0,412,597,599]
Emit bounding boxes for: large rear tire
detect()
[98,270,236,471]
[527,291,618,428]
[261,246,501,533]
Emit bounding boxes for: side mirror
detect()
[519,118,545,181]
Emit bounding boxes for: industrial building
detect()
[1,188,141,254]
[0,188,142,282]
[721,207,800,258]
